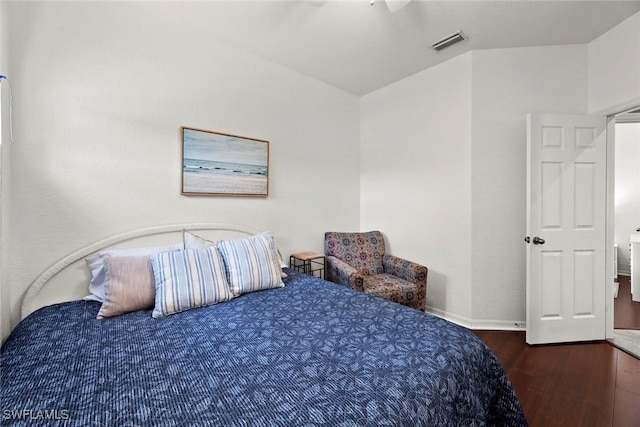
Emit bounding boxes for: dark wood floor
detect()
[615,275,640,330]
[474,330,640,427]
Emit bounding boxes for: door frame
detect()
[605,102,640,339]
[605,116,615,339]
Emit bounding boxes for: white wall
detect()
[360,9,637,329]
[470,45,588,325]
[589,11,640,115]
[361,45,588,327]
[614,123,640,275]
[3,1,360,335]
[360,53,473,322]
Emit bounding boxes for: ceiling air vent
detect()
[431,31,465,51]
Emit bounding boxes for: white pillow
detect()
[183,230,214,249]
[84,244,183,302]
[216,231,285,296]
[150,247,234,318]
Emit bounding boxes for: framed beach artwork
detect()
[181,127,269,196]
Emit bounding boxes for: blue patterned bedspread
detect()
[1,269,526,426]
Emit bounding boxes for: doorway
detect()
[611,107,640,358]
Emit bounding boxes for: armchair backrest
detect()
[324,231,385,275]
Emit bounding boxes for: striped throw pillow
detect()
[150,247,233,318]
[216,231,285,296]
[185,230,289,279]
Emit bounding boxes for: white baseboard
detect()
[425,306,526,331]
[424,307,470,328]
[618,271,630,277]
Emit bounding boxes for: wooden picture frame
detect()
[181,127,269,196]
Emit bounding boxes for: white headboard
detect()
[21,223,267,319]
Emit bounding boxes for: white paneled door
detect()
[526,114,607,345]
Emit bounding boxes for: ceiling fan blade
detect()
[385,0,411,13]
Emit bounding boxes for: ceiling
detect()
[182,0,640,96]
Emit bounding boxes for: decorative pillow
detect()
[96,255,156,319]
[216,231,285,296]
[184,230,288,277]
[150,247,234,318]
[183,230,214,249]
[85,244,183,302]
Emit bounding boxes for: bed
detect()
[1,224,527,426]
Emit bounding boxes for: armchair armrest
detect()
[383,255,428,311]
[326,256,365,292]
[383,254,428,287]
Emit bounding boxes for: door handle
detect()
[532,237,545,245]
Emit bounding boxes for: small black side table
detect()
[290,252,325,279]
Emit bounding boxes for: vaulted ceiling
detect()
[179,0,640,95]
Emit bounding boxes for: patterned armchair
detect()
[324,231,427,311]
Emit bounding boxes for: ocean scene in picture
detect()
[182,128,269,195]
